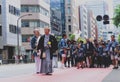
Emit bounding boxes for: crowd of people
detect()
[58,34,120,69]
[31,27,120,75]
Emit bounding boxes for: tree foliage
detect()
[69,34,75,40]
[118,34,120,43]
[113,5,120,27]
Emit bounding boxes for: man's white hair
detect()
[33,28,40,33]
[44,27,50,30]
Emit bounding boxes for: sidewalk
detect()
[0,66,113,82]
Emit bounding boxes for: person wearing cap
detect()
[31,29,41,74]
[37,27,58,75]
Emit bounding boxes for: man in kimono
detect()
[31,29,41,74]
[37,27,58,75]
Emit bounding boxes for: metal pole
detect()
[17,14,32,56]
[17,18,20,56]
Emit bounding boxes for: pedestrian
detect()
[64,40,71,68]
[14,55,19,64]
[71,41,77,67]
[31,29,41,74]
[59,34,68,69]
[37,27,58,75]
[85,39,95,68]
[108,35,118,69]
[97,42,103,68]
[76,43,84,69]
[20,55,23,63]
[102,43,108,68]
[52,50,58,68]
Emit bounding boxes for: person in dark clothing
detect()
[71,41,77,67]
[85,39,95,68]
[37,27,58,75]
[76,43,84,69]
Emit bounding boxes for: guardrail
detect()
[0,59,35,65]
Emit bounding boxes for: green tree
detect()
[113,5,120,27]
[118,34,120,43]
[69,34,75,40]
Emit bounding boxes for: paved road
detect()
[102,67,120,82]
[0,64,34,78]
[0,63,113,82]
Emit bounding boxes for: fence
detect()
[0,59,35,65]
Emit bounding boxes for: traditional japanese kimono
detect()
[37,34,58,74]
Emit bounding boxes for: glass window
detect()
[22,35,32,42]
[67,0,71,4]
[29,21,38,27]
[0,26,2,36]
[21,21,29,27]
[21,5,29,12]
[68,16,71,22]
[68,25,71,32]
[9,24,17,34]
[29,6,36,12]
[68,7,71,14]
[21,20,49,28]
[36,5,40,12]
[0,5,1,14]
[9,5,20,16]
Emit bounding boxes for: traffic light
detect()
[103,15,109,24]
[96,15,102,21]
[103,15,109,20]
[96,15,110,24]
[103,20,109,24]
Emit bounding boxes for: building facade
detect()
[21,0,50,58]
[86,0,109,39]
[0,0,21,63]
[50,8,61,35]
[79,5,88,39]
[65,0,79,37]
[87,10,98,40]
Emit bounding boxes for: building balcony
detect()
[21,13,50,24]
[21,0,50,10]
[21,27,45,35]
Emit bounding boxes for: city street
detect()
[0,63,119,82]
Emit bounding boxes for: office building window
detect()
[9,24,17,34]
[9,5,20,16]
[68,16,71,22]
[21,20,49,28]
[21,21,29,27]
[21,5,29,12]
[0,5,1,14]
[22,35,32,42]
[68,7,71,14]
[68,25,71,32]
[21,5,49,16]
[0,26,2,36]
[67,0,71,4]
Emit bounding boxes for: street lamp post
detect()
[17,14,32,56]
